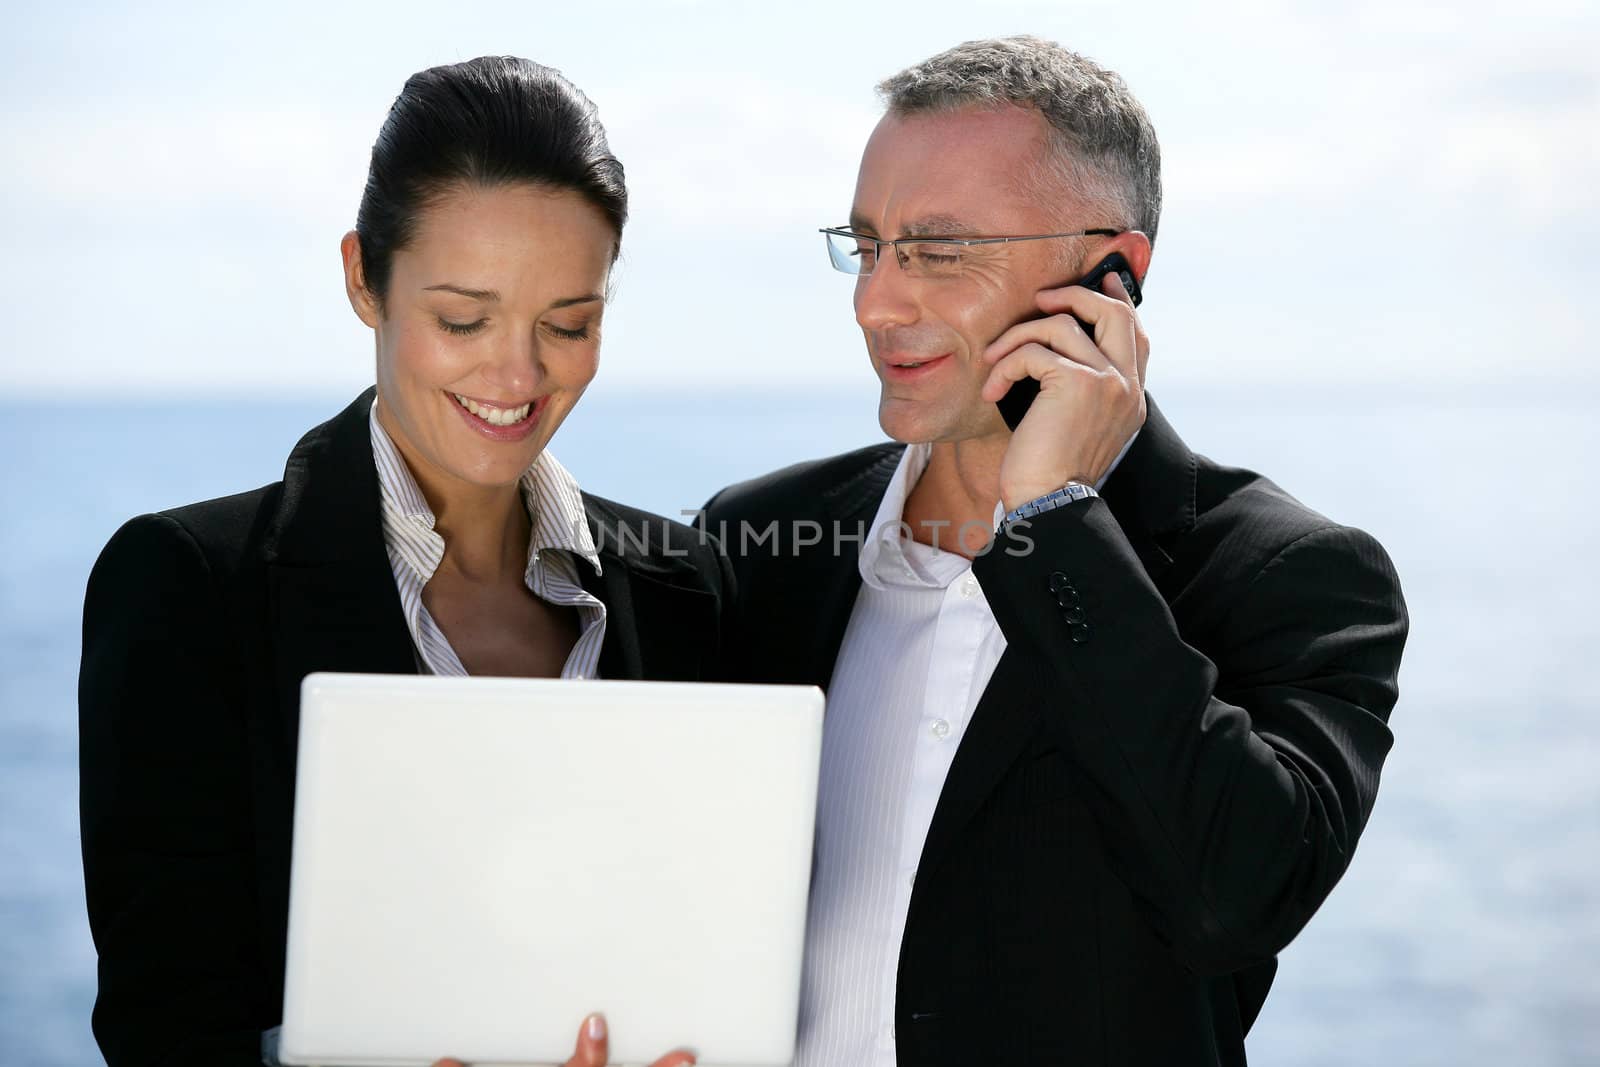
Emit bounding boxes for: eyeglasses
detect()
[820,226,1122,279]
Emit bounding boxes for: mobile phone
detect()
[996,252,1143,432]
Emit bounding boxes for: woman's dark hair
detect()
[355,55,628,304]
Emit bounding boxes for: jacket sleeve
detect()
[79,513,269,1066]
[972,499,1408,975]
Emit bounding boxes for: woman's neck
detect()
[380,410,532,585]
[426,480,531,584]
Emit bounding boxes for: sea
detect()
[2,382,1597,1065]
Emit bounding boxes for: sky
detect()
[1,0,1596,397]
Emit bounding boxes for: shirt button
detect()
[886,1023,896,1042]
[908,869,917,888]
[960,574,979,598]
[930,718,951,740]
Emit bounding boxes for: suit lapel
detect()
[915,394,1199,878]
[1097,395,1197,582]
[266,559,416,752]
[915,651,1041,880]
[578,508,643,680]
[804,446,902,691]
[580,494,731,682]
[261,387,418,755]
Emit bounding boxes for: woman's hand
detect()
[431,1011,697,1067]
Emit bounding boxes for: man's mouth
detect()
[881,353,951,377]
[451,392,536,427]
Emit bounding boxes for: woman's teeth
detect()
[453,393,533,426]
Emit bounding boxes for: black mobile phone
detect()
[996,252,1143,432]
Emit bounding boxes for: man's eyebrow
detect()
[424,283,499,301]
[898,214,971,238]
[843,213,973,239]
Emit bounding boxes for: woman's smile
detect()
[447,390,549,442]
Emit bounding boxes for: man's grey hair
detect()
[878,36,1162,246]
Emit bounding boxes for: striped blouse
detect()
[367,401,607,679]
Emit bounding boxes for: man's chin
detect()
[878,394,1003,446]
[877,395,939,445]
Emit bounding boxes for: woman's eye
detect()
[546,323,591,341]
[438,317,487,336]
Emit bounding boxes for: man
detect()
[701,36,1408,1067]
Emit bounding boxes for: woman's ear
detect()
[340,231,381,328]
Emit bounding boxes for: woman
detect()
[79,57,717,1067]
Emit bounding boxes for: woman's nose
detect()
[479,331,544,395]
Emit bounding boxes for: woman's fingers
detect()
[564,1012,609,1067]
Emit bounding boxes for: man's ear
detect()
[1111,230,1153,285]
[340,231,381,328]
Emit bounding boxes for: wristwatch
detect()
[1001,482,1099,529]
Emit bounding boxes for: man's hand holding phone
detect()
[981,264,1151,512]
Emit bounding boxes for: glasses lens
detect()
[899,242,964,279]
[825,231,874,275]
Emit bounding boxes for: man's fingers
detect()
[1100,271,1152,385]
[1101,270,1135,308]
[980,343,1092,402]
[564,1012,609,1067]
[1035,282,1110,316]
[1035,282,1139,382]
[984,314,1110,371]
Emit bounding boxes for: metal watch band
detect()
[1001,482,1099,528]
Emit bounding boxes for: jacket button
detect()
[1070,623,1092,645]
[1056,587,1081,608]
[1048,571,1074,593]
[1061,604,1087,624]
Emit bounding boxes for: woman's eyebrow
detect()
[423,285,600,309]
[424,283,499,301]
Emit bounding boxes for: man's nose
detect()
[853,257,920,332]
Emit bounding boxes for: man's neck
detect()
[902,434,1008,559]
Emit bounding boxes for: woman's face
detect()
[342,183,616,496]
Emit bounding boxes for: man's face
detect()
[849,104,1106,445]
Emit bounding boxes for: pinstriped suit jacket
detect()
[79,387,736,1067]
[703,397,1409,1067]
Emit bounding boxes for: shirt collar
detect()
[369,400,602,589]
[858,442,940,591]
[857,427,1141,591]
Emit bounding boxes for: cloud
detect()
[596,75,880,236]
[0,0,1595,393]
[1,105,370,226]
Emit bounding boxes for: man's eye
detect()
[907,247,961,268]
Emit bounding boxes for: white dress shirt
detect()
[793,442,1007,1067]
[794,433,1137,1067]
[368,401,607,679]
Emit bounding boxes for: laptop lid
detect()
[279,673,824,1067]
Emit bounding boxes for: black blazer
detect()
[78,388,735,1067]
[703,397,1408,1066]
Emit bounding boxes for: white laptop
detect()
[277,673,825,1067]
